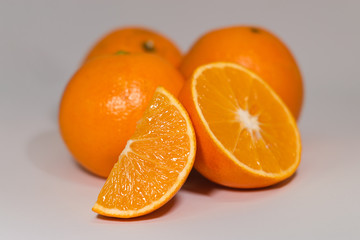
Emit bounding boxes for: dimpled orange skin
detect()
[59,53,185,178]
[180,26,304,120]
[84,27,182,67]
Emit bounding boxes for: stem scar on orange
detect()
[84,26,182,67]
[59,53,185,178]
[179,62,301,188]
[180,25,304,120]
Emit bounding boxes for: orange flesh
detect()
[195,64,299,176]
[94,89,194,214]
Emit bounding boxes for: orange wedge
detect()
[92,87,196,218]
[179,62,301,188]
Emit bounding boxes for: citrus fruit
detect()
[180,25,303,119]
[59,53,185,178]
[92,87,196,218]
[179,62,301,188]
[84,26,182,67]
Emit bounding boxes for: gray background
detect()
[1,0,359,239]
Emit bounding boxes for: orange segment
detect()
[179,62,301,188]
[93,87,196,218]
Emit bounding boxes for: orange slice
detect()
[179,62,301,188]
[92,87,196,218]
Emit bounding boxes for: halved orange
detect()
[179,62,301,188]
[92,87,196,218]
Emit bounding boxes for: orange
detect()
[59,53,185,178]
[179,62,301,188]
[84,26,182,67]
[180,25,303,120]
[92,87,196,218]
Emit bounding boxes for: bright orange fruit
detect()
[179,62,301,188]
[180,25,304,120]
[93,87,196,218]
[84,26,182,67]
[59,53,184,178]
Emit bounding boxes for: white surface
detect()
[1,0,360,239]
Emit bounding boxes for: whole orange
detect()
[180,26,303,119]
[84,26,182,67]
[59,53,185,177]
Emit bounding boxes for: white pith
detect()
[236,108,261,139]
